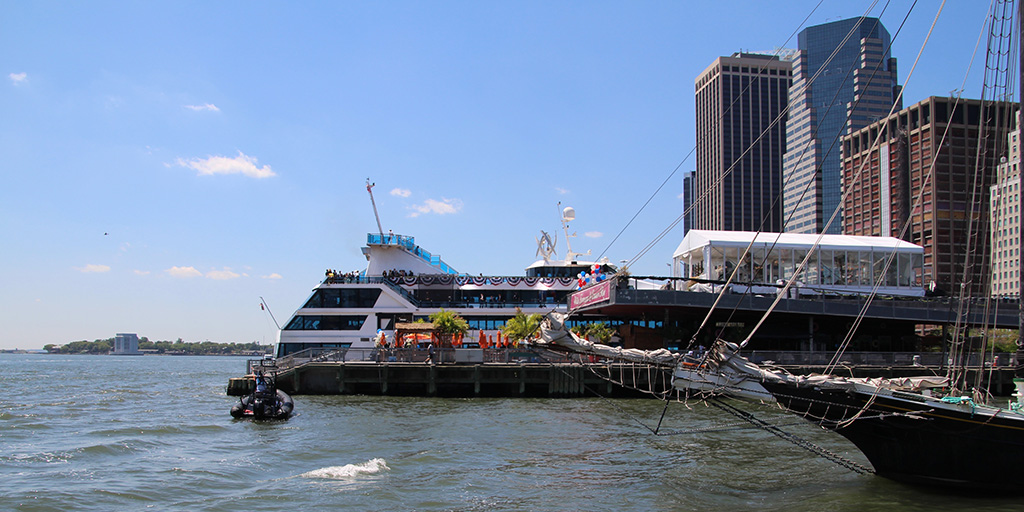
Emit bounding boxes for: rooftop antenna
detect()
[260,296,281,330]
[366,178,384,238]
[558,202,590,263]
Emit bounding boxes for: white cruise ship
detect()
[275,208,615,359]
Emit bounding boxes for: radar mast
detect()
[366,178,384,238]
[558,202,590,264]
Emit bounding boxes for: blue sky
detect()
[0,1,994,349]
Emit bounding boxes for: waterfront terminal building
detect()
[672,230,925,297]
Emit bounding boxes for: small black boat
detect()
[231,370,294,420]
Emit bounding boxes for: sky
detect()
[0,1,997,349]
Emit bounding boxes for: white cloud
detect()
[166,266,202,278]
[134,270,151,276]
[390,188,411,198]
[185,103,220,112]
[585,231,603,238]
[9,72,27,85]
[77,264,111,273]
[555,187,569,195]
[206,268,241,280]
[175,151,276,179]
[261,273,283,280]
[408,198,462,218]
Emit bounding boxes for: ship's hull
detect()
[758,379,1024,492]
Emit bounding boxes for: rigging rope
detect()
[599,0,828,266]
[690,7,899,354]
[827,0,994,373]
[742,0,940,350]
[708,399,875,475]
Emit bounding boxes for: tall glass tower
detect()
[693,53,792,232]
[783,17,901,234]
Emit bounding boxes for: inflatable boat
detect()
[230,371,294,420]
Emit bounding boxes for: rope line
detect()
[708,399,875,475]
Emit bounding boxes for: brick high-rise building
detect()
[841,96,1017,295]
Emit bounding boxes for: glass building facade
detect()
[783,17,901,234]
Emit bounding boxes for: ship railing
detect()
[274,346,579,368]
[366,233,458,275]
[378,278,421,305]
[319,347,561,364]
[744,350,1015,368]
[623,276,1023,305]
[415,300,563,309]
[264,347,350,372]
[245,356,280,375]
[267,347,1014,373]
[318,274,423,305]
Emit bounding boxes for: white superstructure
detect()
[276,232,614,358]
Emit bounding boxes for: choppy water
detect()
[1,354,1020,511]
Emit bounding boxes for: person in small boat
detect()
[253,371,270,397]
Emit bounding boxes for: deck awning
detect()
[674,230,923,259]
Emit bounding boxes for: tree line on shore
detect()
[43,337,274,355]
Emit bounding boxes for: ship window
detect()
[465,317,510,330]
[303,288,382,308]
[284,315,367,330]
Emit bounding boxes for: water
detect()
[1,354,1020,512]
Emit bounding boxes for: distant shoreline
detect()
[0,351,266,356]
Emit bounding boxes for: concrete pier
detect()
[227,361,671,398]
[227,361,1021,398]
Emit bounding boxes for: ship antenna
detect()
[366,178,385,238]
[260,296,281,330]
[558,202,589,263]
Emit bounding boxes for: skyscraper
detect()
[841,97,1017,295]
[990,111,1021,297]
[682,170,695,237]
[783,17,901,234]
[693,53,791,232]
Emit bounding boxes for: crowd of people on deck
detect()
[324,269,362,283]
[384,269,415,278]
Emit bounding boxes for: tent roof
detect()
[395,322,435,331]
[673,230,923,258]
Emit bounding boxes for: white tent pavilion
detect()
[672,230,925,297]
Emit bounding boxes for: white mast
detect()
[366,178,385,238]
[559,202,589,264]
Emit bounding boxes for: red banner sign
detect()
[569,280,611,310]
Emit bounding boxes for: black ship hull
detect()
[759,379,1024,493]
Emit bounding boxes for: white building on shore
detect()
[673,230,925,297]
[112,333,143,355]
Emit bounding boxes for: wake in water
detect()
[299,458,389,480]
